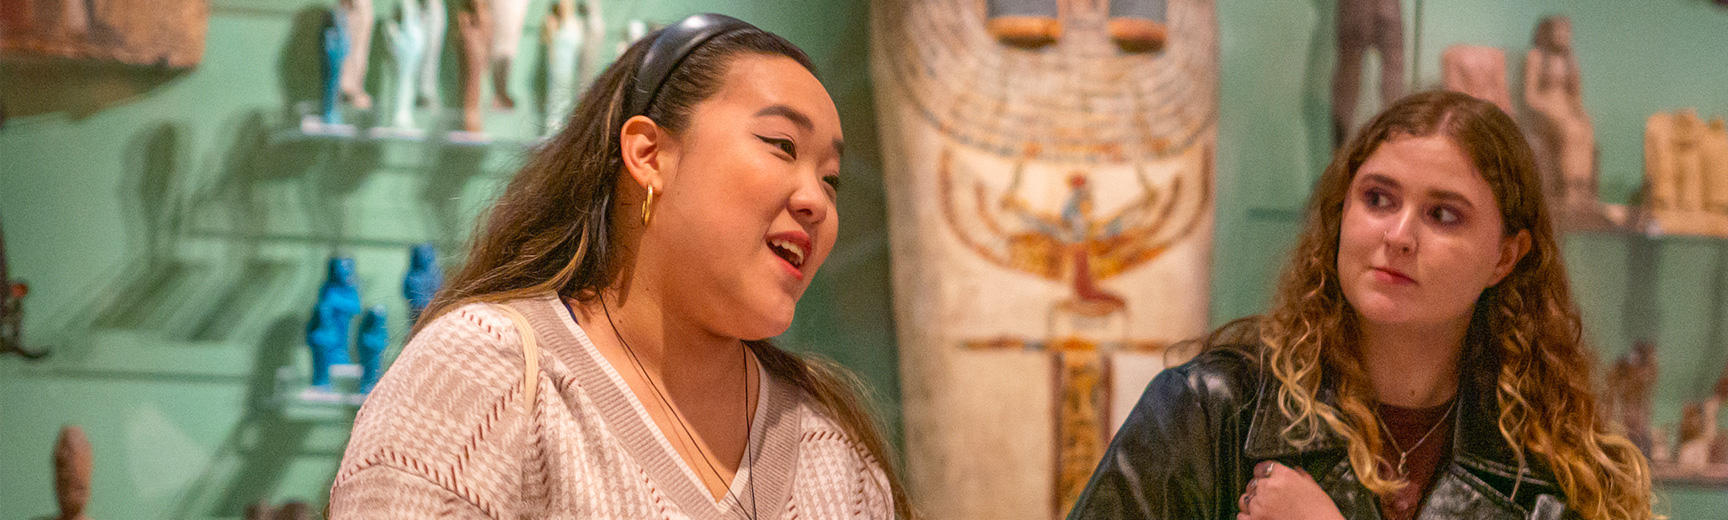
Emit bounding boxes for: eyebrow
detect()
[754,104,845,159]
[1358,173,1476,209]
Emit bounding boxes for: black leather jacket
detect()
[1067,342,1575,519]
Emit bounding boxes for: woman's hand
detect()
[1238,461,1346,520]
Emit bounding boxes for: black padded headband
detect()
[623,13,759,119]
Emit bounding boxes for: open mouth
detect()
[768,238,807,269]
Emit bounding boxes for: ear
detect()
[619,114,671,193]
[1490,229,1532,286]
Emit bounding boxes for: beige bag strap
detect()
[493,303,540,411]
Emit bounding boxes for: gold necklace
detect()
[1374,400,1456,476]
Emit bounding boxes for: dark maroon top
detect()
[1375,400,1454,520]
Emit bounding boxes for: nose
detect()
[1384,208,1417,255]
[788,175,830,227]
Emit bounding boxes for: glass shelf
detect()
[273,363,367,410]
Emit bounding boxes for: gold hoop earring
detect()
[642,185,656,225]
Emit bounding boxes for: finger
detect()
[1254,460,1279,479]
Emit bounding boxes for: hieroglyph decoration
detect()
[871,0,1217,518]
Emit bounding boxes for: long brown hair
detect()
[414,25,914,519]
[1256,90,1651,519]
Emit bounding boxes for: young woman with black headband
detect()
[330,14,909,519]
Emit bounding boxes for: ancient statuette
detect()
[1523,15,1596,211]
[403,243,442,323]
[1701,118,1728,212]
[306,257,361,388]
[338,0,374,110]
[578,0,603,82]
[319,8,350,126]
[488,0,530,109]
[1644,110,1708,212]
[455,0,492,135]
[1333,0,1405,145]
[1603,340,1657,457]
[53,425,92,520]
[1108,0,1167,53]
[379,0,427,133]
[986,0,1060,48]
[542,0,581,133]
[417,0,446,108]
[357,305,388,394]
[1441,45,1511,114]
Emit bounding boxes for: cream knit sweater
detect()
[329,293,894,519]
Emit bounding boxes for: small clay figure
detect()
[338,0,376,110]
[403,244,442,324]
[542,0,582,132]
[380,0,428,131]
[1645,111,1678,209]
[1645,110,1709,211]
[53,425,93,520]
[1333,0,1405,145]
[357,306,388,394]
[456,0,493,134]
[1676,397,1720,469]
[1441,45,1512,114]
[1524,16,1596,209]
[489,0,531,109]
[1701,118,1728,212]
[320,9,350,126]
[306,257,361,388]
[1603,340,1658,456]
[985,0,1060,48]
[416,0,447,108]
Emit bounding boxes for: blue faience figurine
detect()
[320,8,351,126]
[356,305,388,394]
[403,243,442,324]
[306,257,361,388]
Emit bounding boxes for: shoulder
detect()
[1144,320,1267,412]
[334,302,537,488]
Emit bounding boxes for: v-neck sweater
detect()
[329,293,894,519]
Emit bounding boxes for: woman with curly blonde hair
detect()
[1067,91,1652,520]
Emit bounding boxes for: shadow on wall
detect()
[0,57,185,123]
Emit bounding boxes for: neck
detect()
[1359,316,1467,408]
[575,283,745,391]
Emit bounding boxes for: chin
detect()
[734,306,797,341]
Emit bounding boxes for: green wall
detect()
[2,0,1725,517]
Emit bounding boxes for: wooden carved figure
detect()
[1523,16,1596,209]
[1333,0,1404,145]
[53,425,92,520]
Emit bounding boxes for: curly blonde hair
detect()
[1257,90,1651,519]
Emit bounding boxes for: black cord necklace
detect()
[593,294,759,519]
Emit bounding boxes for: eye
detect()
[1429,205,1462,225]
[823,175,842,190]
[1363,188,1395,210]
[756,135,796,159]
